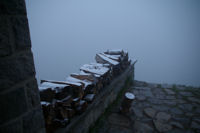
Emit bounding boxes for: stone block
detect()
[0,88,27,125]
[0,51,36,92]
[10,16,31,50]
[26,79,41,109]
[0,0,27,15]
[0,119,23,133]
[22,107,45,133]
[0,16,13,57]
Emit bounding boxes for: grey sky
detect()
[25,0,200,87]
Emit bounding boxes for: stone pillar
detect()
[0,0,45,133]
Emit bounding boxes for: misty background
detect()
[25,0,200,87]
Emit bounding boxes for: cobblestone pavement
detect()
[94,80,200,133]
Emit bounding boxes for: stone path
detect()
[92,80,200,133]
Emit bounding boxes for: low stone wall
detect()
[55,64,134,133]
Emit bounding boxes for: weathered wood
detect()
[80,63,110,76]
[39,82,70,102]
[95,53,119,66]
[40,80,84,99]
[57,95,73,107]
[103,50,131,75]
[56,107,69,119]
[80,63,112,88]
[102,53,121,62]
[65,108,75,118]
[70,72,97,83]
[76,100,88,114]
[72,98,88,114]
[41,101,57,133]
[104,49,125,55]
[52,118,69,128]
[39,87,56,102]
[95,53,122,77]
[84,94,95,103]
[41,101,54,125]
[41,80,83,88]
[120,92,135,114]
[66,76,96,95]
[55,64,134,133]
[40,50,133,133]
[72,97,80,108]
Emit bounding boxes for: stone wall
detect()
[55,64,134,133]
[0,0,45,133]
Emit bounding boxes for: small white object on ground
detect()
[125,92,135,100]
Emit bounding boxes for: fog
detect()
[25,0,200,87]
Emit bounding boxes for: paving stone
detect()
[108,126,132,133]
[195,108,200,114]
[148,98,164,105]
[134,87,151,91]
[178,104,194,112]
[135,102,151,108]
[187,97,200,104]
[191,121,200,129]
[164,100,177,106]
[152,105,169,112]
[153,120,172,132]
[156,112,171,122]
[165,88,175,95]
[176,99,187,104]
[193,118,200,123]
[172,117,190,128]
[165,95,176,100]
[136,95,146,101]
[152,88,165,96]
[147,83,158,88]
[162,84,173,89]
[154,94,166,100]
[185,113,194,117]
[132,90,139,95]
[94,81,200,133]
[176,95,184,99]
[134,121,154,133]
[131,101,138,107]
[144,108,156,118]
[108,113,130,128]
[165,129,188,133]
[170,121,184,129]
[132,107,143,118]
[134,81,147,87]
[139,118,153,123]
[170,107,184,115]
[176,86,187,91]
[140,90,153,97]
[192,103,200,108]
[179,91,193,97]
